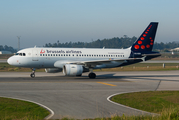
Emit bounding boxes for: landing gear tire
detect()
[30,68,36,78]
[88,72,96,79]
[30,73,35,78]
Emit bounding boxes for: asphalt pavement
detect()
[0,71,179,119]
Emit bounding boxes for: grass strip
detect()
[0,97,50,120]
[95,63,179,72]
[111,91,179,113]
[59,108,179,120]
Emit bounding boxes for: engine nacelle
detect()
[45,68,62,73]
[63,64,83,76]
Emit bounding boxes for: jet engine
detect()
[45,68,62,73]
[63,64,83,76]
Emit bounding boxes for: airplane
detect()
[7,22,161,79]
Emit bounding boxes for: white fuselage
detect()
[8,47,131,69]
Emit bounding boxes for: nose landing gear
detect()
[30,68,36,78]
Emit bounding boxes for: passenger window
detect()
[40,54,42,56]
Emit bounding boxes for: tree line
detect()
[44,35,179,51]
[1,35,178,53]
[45,36,137,49]
[0,45,17,53]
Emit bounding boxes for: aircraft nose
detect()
[7,57,14,65]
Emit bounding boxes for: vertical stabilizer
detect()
[131,22,158,52]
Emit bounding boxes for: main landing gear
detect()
[30,68,36,78]
[88,72,96,79]
[88,69,96,79]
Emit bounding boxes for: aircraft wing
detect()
[141,53,161,56]
[66,58,142,67]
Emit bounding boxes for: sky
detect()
[0,0,179,49]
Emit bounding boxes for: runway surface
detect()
[0,71,179,119]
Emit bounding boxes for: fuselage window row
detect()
[40,54,124,57]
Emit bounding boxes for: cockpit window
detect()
[16,53,26,56]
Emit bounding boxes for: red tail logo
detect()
[40,49,45,54]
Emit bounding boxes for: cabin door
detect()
[32,50,39,61]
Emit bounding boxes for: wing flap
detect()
[142,53,161,56]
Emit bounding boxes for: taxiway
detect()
[0,71,179,119]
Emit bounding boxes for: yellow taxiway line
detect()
[97,82,117,86]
